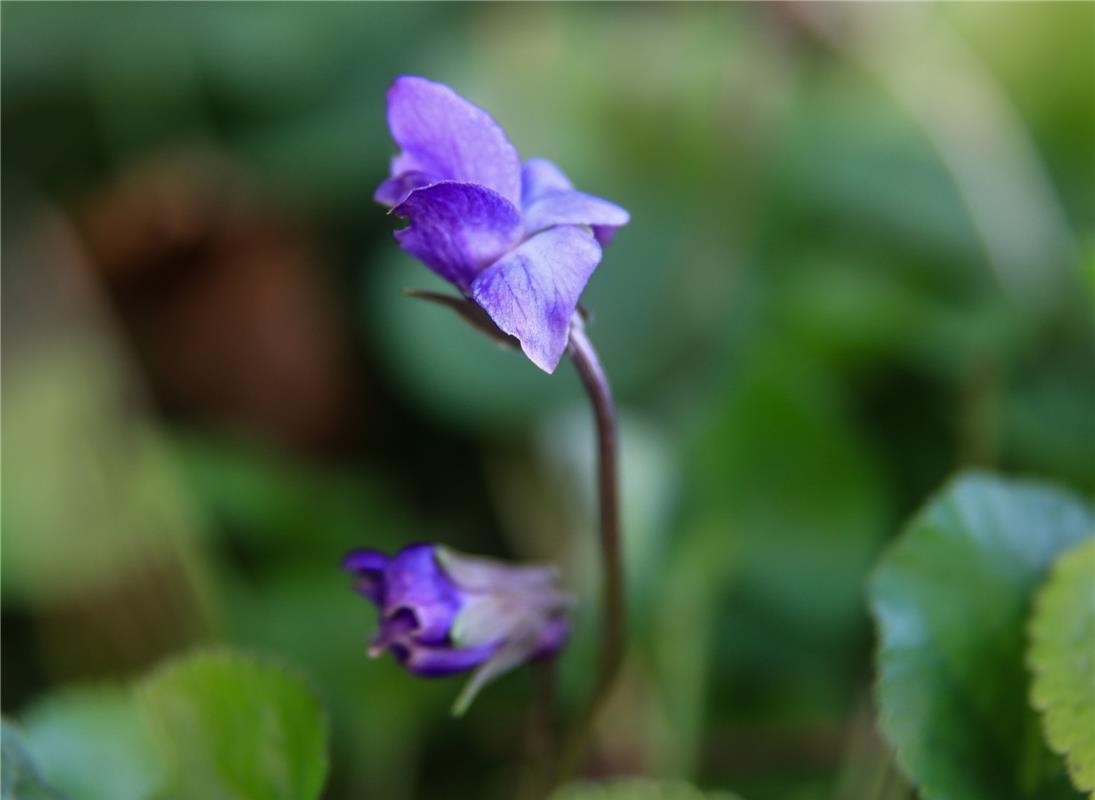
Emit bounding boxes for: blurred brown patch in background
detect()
[76,152,360,455]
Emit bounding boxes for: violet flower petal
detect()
[343,549,389,574]
[374,168,433,206]
[450,596,543,649]
[521,157,630,244]
[369,607,419,656]
[394,641,497,678]
[385,76,522,208]
[591,225,620,246]
[343,549,389,603]
[451,615,568,716]
[470,225,602,373]
[452,638,532,716]
[393,182,523,291]
[521,158,574,206]
[532,617,570,659]
[381,543,462,644]
[523,190,631,240]
[435,545,559,593]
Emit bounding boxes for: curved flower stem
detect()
[556,317,625,781]
[518,662,558,800]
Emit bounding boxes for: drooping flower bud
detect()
[343,543,570,714]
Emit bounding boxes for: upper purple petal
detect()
[392,182,523,291]
[343,549,389,574]
[521,158,574,206]
[343,549,389,604]
[470,225,602,373]
[383,76,522,208]
[374,167,433,206]
[381,543,464,644]
[520,158,629,245]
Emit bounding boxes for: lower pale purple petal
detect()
[393,182,522,291]
[522,190,631,239]
[521,158,629,244]
[532,617,570,659]
[470,225,602,373]
[394,641,497,677]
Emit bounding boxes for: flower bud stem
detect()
[555,318,625,781]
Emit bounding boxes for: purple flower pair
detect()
[347,78,627,712]
[344,544,570,714]
[375,76,629,373]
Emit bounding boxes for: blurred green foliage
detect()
[7,651,329,800]
[136,650,328,800]
[1029,538,1095,795]
[2,3,1092,799]
[1,721,64,800]
[870,473,1092,800]
[550,778,743,800]
[20,686,161,800]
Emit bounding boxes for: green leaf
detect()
[1029,537,1095,794]
[135,649,328,800]
[870,472,1093,800]
[12,652,331,800]
[220,567,446,799]
[549,778,743,800]
[20,687,160,800]
[1,720,65,800]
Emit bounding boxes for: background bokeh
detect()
[2,3,1092,799]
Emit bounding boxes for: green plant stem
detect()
[518,661,559,800]
[555,318,626,782]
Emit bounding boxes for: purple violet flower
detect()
[343,543,571,714]
[375,76,630,373]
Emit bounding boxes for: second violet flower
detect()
[345,543,571,714]
[375,76,630,373]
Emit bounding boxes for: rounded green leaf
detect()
[1029,538,1095,794]
[550,778,742,800]
[870,472,1093,800]
[135,649,328,800]
[20,687,160,800]
[1,720,65,800]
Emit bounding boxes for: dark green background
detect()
[3,3,1092,798]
